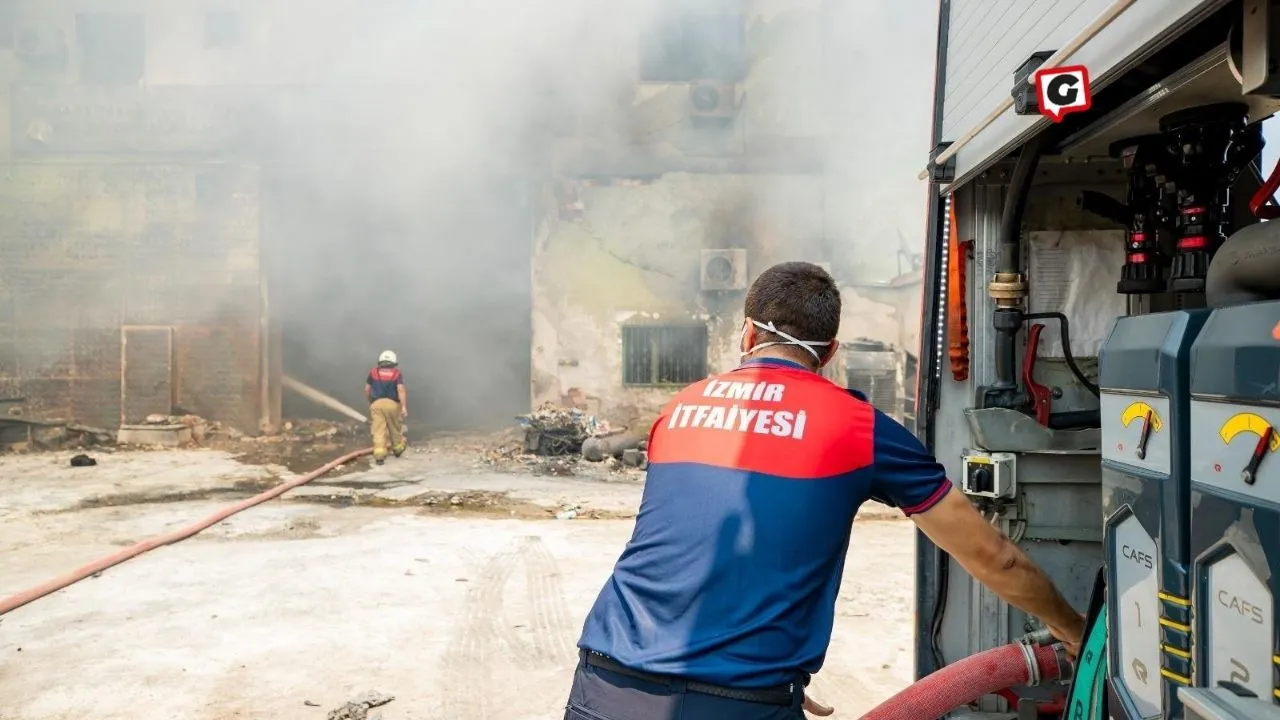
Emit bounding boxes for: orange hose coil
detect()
[946,198,970,381]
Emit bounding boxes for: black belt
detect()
[582,651,796,707]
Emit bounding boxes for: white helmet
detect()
[378,350,398,365]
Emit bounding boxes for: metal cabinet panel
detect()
[939,0,1225,190]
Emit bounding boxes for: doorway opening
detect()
[262,158,533,434]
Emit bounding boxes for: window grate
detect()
[622,325,708,386]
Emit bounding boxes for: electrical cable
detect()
[1023,311,1100,397]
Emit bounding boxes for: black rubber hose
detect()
[990,137,1046,397]
[991,310,1020,395]
[1024,312,1100,397]
[998,135,1046,275]
[1048,410,1101,430]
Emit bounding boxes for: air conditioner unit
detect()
[700,249,748,291]
[688,80,739,124]
[14,25,66,59]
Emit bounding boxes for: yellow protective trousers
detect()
[369,398,406,459]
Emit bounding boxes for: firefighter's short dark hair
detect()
[743,261,842,348]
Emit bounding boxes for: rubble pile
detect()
[0,418,114,453]
[138,414,215,444]
[275,418,364,443]
[516,402,610,457]
[466,402,651,477]
[481,441,525,465]
[325,691,394,720]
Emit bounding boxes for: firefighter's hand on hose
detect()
[803,691,834,716]
[1048,613,1086,659]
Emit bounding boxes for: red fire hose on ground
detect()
[0,447,372,617]
[859,641,1071,720]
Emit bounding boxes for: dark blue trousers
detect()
[564,655,806,720]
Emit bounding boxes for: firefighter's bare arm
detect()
[910,486,1085,653]
[364,383,372,403]
[397,383,407,418]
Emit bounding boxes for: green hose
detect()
[1063,601,1108,720]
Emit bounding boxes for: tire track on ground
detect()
[511,535,575,668]
[437,537,528,717]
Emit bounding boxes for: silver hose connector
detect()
[1052,643,1076,679]
[1019,628,1056,646]
[1018,641,1042,686]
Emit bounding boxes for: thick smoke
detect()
[259,0,654,431]
[228,0,933,431]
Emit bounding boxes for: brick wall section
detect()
[121,327,173,424]
[73,328,123,430]
[174,323,261,431]
[0,162,265,432]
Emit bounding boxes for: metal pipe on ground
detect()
[0,447,372,617]
[283,375,368,423]
[581,431,647,462]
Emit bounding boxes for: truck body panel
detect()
[912,1,1280,717]
[937,0,1227,190]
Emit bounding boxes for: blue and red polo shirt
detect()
[577,357,951,688]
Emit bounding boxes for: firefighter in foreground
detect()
[563,262,1084,720]
[365,350,407,465]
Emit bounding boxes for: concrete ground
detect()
[0,446,916,720]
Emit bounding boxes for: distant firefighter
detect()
[365,350,408,465]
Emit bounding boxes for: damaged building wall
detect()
[531,175,921,417]
[0,0,927,432]
[531,0,921,419]
[0,162,266,432]
[0,3,272,433]
[0,0,552,434]
[533,173,828,417]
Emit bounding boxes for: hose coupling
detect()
[1019,628,1055,646]
[987,272,1027,307]
[1052,643,1076,679]
[1017,641,1042,686]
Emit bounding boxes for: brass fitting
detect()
[988,272,1027,308]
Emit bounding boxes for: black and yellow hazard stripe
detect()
[1272,653,1279,701]
[1158,592,1193,686]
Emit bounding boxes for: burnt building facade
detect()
[0,0,931,433]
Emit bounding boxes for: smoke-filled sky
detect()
[224,0,938,429]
